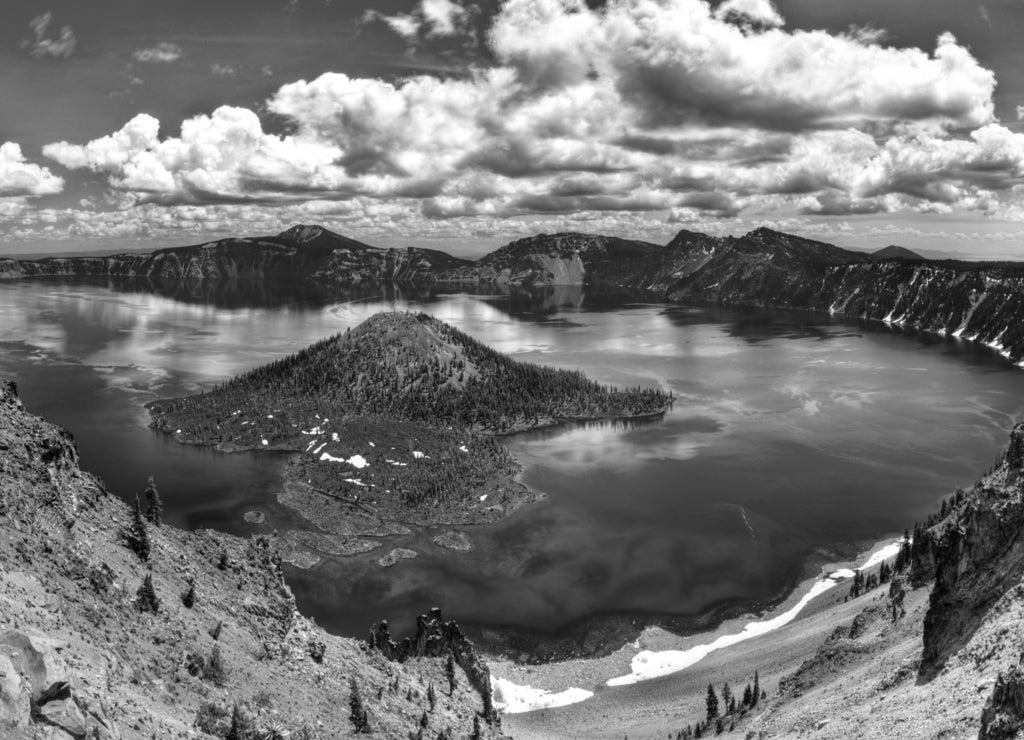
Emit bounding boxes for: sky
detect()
[4,0,1024,258]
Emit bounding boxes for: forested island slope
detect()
[148,312,670,531]
[0,378,509,739]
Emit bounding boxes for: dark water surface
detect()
[2,277,1022,655]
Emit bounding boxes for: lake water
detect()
[2,277,1022,658]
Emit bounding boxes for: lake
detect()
[2,277,1021,658]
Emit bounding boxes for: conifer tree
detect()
[446,654,457,695]
[752,671,760,707]
[181,580,196,609]
[706,683,719,722]
[136,572,159,613]
[428,683,437,711]
[350,678,370,733]
[126,494,151,561]
[144,476,163,526]
[742,683,752,707]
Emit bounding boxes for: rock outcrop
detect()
[0,378,504,739]
[370,607,499,726]
[918,425,1024,678]
[979,664,1024,740]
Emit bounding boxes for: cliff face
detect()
[10,223,1024,361]
[0,226,472,286]
[660,228,1024,363]
[0,379,505,739]
[920,424,1024,678]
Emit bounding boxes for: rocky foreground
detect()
[0,379,507,739]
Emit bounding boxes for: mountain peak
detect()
[873,245,925,261]
[278,224,327,242]
[275,224,376,251]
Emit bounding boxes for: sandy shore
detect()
[490,535,904,739]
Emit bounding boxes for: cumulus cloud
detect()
[132,42,184,64]
[211,63,238,77]
[0,143,64,198]
[365,0,473,43]
[24,12,77,59]
[43,109,345,204]
[714,0,783,28]
[32,0,1024,240]
[492,0,995,130]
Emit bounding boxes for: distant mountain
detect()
[460,232,665,288]
[0,224,471,283]
[7,222,1024,361]
[872,244,926,261]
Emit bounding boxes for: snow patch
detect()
[491,677,593,714]
[606,539,906,686]
[261,439,269,446]
[347,454,369,469]
[413,450,426,459]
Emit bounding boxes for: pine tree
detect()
[471,714,483,740]
[742,683,752,707]
[446,654,457,695]
[136,572,159,613]
[428,683,437,711]
[721,683,732,714]
[225,704,245,740]
[181,580,196,609]
[144,476,163,526]
[350,678,370,734]
[706,683,719,721]
[126,494,151,561]
[752,671,760,707]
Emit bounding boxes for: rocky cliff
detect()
[0,379,506,739]
[918,424,1024,679]
[9,223,1024,362]
[661,227,1024,363]
[0,225,472,286]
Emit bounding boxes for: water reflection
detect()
[1,276,1023,656]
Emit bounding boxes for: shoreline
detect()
[489,534,905,715]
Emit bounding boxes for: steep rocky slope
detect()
[436,233,664,288]
[659,227,1024,363]
[0,225,471,285]
[0,378,507,739]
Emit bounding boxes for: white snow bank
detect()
[347,454,368,469]
[413,450,426,459]
[606,539,904,687]
[858,541,902,571]
[320,452,345,463]
[261,439,269,446]
[491,677,593,714]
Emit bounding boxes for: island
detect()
[146,311,672,559]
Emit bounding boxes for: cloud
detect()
[715,0,783,28]
[211,63,238,77]
[33,0,1024,238]
[0,143,64,198]
[43,109,345,204]
[132,43,184,64]
[365,0,474,43]
[24,12,77,59]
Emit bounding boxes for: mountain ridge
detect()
[5,223,1024,363]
